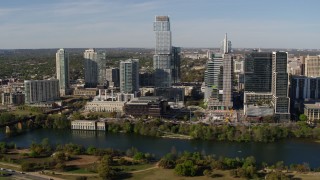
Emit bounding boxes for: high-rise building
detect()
[271,51,290,121]
[220,33,232,54]
[56,48,69,96]
[84,48,107,88]
[24,80,60,104]
[222,54,233,108]
[305,55,320,77]
[153,15,172,87]
[244,52,272,92]
[106,67,120,88]
[120,59,139,94]
[206,34,233,110]
[205,54,223,88]
[171,46,181,84]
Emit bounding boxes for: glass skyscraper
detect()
[120,59,139,94]
[244,52,272,92]
[56,48,69,96]
[153,16,172,87]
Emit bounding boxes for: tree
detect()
[299,114,307,121]
[265,171,290,180]
[174,160,198,176]
[98,155,116,180]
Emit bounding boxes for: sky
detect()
[0,0,319,49]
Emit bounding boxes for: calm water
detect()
[1,129,320,167]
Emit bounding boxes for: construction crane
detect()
[225,109,233,123]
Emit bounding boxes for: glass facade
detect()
[244,52,272,92]
[56,48,69,96]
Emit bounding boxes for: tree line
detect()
[105,119,320,143]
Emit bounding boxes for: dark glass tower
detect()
[244,52,272,92]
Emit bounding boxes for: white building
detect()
[56,49,69,96]
[71,120,97,130]
[85,101,125,113]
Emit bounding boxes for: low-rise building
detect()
[304,103,320,123]
[125,96,167,118]
[85,101,125,113]
[73,88,98,97]
[1,92,25,105]
[71,120,107,131]
[97,121,106,131]
[71,120,97,130]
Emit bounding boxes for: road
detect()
[0,162,63,180]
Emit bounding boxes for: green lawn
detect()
[127,168,239,180]
[114,163,155,172]
[11,109,41,116]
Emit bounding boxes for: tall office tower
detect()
[120,59,139,94]
[205,54,223,88]
[106,67,120,88]
[305,55,320,77]
[206,34,233,110]
[222,54,233,108]
[56,48,69,96]
[171,46,181,83]
[153,15,172,87]
[244,52,272,92]
[272,52,290,121]
[24,79,60,104]
[243,51,273,116]
[84,48,107,88]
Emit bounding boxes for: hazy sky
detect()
[0,0,319,49]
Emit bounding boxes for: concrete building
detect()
[71,120,107,131]
[106,68,120,88]
[71,120,97,130]
[271,51,290,121]
[125,96,167,118]
[84,49,107,87]
[1,92,25,105]
[56,48,69,96]
[85,101,125,113]
[305,55,320,77]
[290,76,320,101]
[304,103,320,123]
[290,76,320,113]
[73,88,98,97]
[24,79,60,104]
[120,59,139,94]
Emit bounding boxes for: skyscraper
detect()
[153,15,172,87]
[244,52,272,92]
[221,33,232,54]
[120,59,139,94]
[272,51,290,121]
[56,48,69,96]
[84,49,107,88]
[206,34,233,110]
[171,46,181,83]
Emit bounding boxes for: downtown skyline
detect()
[0,0,320,49]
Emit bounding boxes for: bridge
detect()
[0,106,72,134]
[0,115,36,134]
